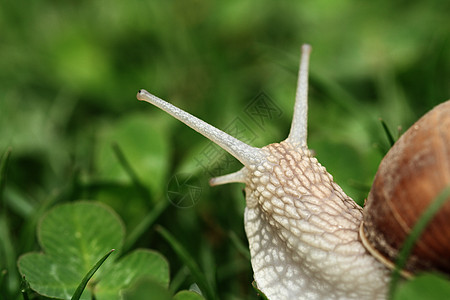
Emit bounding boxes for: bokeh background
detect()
[1,0,449,299]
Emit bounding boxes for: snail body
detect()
[137,45,450,299]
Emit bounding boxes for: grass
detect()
[1,0,449,299]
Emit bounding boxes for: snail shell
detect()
[361,100,450,275]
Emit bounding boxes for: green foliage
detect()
[1,0,449,299]
[122,279,205,300]
[72,249,115,300]
[17,202,170,299]
[173,291,206,300]
[95,114,170,197]
[15,201,204,299]
[156,226,216,300]
[96,249,170,299]
[123,278,172,300]
[393,273,450,300]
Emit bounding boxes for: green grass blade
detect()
[0,148,12,202]
[0,149,20,295]
[156,226,216,300]
[20,276,30,300]
[21,287,30,300]
[71,249,115,300]
[389,186,450,297]
[111,142,152,202]
[169,266,189,294]
[0,269,6,287]
[379,118,396,148]
[228,231,250,260]
[112,142,171,252]
[0,210,16,292]
[0,269,7,297]
[123,199,169,253]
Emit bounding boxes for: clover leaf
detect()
[17,201,169,300]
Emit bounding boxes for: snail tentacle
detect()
[285,44,311,148]
[137,89,264,167]
[209,167,248,186]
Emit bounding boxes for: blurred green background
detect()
[1,0,449,299]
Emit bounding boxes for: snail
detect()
[136,44,450,299]
[361,97,450,276]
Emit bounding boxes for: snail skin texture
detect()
[137,45,448,300]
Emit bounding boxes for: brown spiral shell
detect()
[361,100,450,276]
